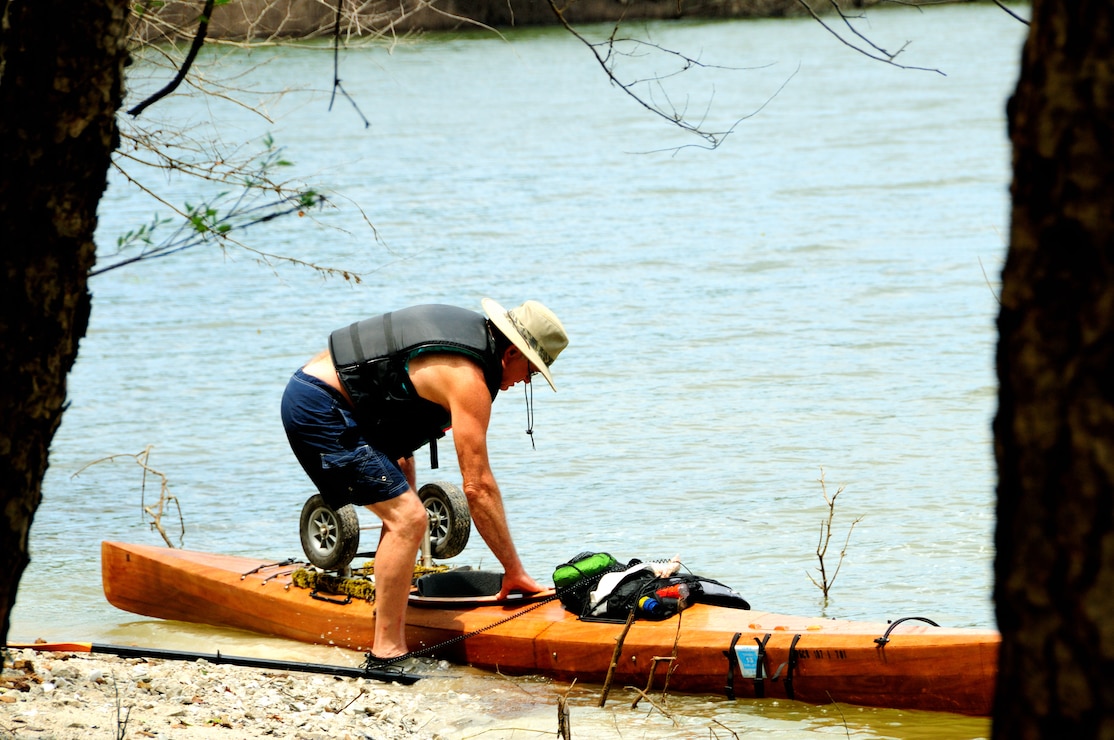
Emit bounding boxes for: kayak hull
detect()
[101,541,997,715]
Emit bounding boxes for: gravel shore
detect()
[3,646,993,739]
[2,647,711,739]
[0,648,521,739]
[0,642,754,740]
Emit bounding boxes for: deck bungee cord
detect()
[873,615,941,646]
[361,554,734,671]
[362,564,614,671]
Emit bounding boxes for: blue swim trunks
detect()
[280,368,410,507]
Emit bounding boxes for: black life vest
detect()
[329,304,502,461]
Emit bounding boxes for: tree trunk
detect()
[0,0,131,644]
[995,1,1114,737]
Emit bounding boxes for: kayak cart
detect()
[299,481,471,573]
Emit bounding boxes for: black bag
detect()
[553,552,752,623]
[552,551,627,616]
[586,565,665,621]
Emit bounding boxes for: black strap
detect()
[785,633,801,700]
[347,322,364,363]
[724,632,742,700]
[310,590,351,605]
[753,634,771,698]
[381,312,396,355]
[376,311,441,469]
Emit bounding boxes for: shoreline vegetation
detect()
[136,0,916,42]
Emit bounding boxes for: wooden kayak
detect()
[101,541,998,715]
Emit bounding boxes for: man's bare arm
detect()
[409,355,542,596]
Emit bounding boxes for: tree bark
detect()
[995,1,1114,737]
[0,0,131,644]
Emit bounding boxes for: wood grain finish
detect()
[102,541,997,715]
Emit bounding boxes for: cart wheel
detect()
[418,481,471,559]
[300,494,360,571]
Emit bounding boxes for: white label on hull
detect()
[734,644,759,679]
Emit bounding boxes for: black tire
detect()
[418,481,471,559]
[300,494,360,571]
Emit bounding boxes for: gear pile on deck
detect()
[551,551,751,623]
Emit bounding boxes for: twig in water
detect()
[632,656,674,709]
[807,468,863,600]
[625,685,677,723]
[557,680,574,739]
[632,605,686,708]
[826,690,853,739]
[660,604,684,697]
[709,717,742,739]
[599,607,637,706]
[73,445,185,547]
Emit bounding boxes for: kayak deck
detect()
[101,541,998,715]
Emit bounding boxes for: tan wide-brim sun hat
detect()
[482,298,568,391]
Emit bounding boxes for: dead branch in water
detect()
[557,680,574,739]
[73,446,185,547]
[807,467,863,600]
[599,607,637,706]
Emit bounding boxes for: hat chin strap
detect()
[524,377,536,450]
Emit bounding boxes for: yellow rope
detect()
[291,561,451,602]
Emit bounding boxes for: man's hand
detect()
[498,571,545,600]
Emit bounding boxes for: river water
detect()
[12,4,1027,737]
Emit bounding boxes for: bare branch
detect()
[546,0,789,150]
[129,0,217,116]
[796,0,945,76]
[328,0,371,127]
[991,0,1030,26]
[826,513,864,592]
[809,467,861,600]
[73,446,185,547]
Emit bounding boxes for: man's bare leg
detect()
[366,490,428,658]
